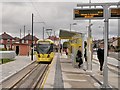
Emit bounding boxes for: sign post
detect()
[103,5,109,88]
[75,2,119,88]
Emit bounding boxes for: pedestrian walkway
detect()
[0,56,35,83]
[43,53,119,89]
[60,55,98,88]
[44,53,101,88]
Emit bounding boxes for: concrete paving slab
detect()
[22,53,119,89]
[0,56,35,83]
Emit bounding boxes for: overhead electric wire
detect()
[29,0,47,26]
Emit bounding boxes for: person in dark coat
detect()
[84,41,87,62]
[76,46,83,68]
[97,44,104,71]
[60,44,62,53]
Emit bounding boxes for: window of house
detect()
[7,39,10,43]
[26,40,29,44]
[12,39,15,42]
[22,40,24,43]
[0,39,3,43]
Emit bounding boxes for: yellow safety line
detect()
[40,55,56,90]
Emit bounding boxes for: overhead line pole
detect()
[43,27,44,40]
[87,0,92,71]
[103,5,109,88]
[31,13,34,61]
[24,25,25,37]
[24,25,26,43]
[20,29,21,39]
[76,2,119,88]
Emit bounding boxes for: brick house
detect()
[0,32,14,50]
[0,32,39,55]
[21,34,38,45]
[109,37,120,47]
[13,34,39,56]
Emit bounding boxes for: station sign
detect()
[110,8,120,19]
[74,8,104,19]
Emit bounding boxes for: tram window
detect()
[36,44,51,54]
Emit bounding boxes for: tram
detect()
[35,39,55,63]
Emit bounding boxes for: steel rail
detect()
[7,64,49,90]
[9,64,41,90]
[93,59,119,75]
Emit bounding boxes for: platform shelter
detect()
[59,30,85,67]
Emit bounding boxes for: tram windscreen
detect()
[36,44,51,54]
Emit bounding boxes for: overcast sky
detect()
[0,0,119,40]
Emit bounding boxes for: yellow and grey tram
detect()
[36,39,55,63]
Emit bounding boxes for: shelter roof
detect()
[59,30,81,39]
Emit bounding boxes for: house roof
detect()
[21,34,39,41]
[0,32,14,39]
[108,37,118,43]
[14,37,20,42]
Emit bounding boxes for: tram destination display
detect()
[74,8,104,19]
[110,8,120,19]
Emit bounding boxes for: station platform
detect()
[43,53,104,89]
[0,53,119,89]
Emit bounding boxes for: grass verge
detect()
[0,58,15,64]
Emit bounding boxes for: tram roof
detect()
[37,39,54,44]
[59,30,81,39]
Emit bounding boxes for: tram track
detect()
[2,62,49,89]
[93,58,120,75]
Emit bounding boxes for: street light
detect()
[46,29,52,37]
[70,23,77,31]
[87,23,93,71]
[31,13,45,61]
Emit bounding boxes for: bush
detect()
[0,48,7,51]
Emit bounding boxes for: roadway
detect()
[108,52,119,61]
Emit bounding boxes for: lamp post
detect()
[31,13,45,61]
[46,29,52,37]
[31,13,34,61]
[28,30,30,56]
[70,23,77,31]
[87,23,93,71]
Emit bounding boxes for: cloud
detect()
[1,1,119,40]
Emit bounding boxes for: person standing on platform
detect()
[76,46,83,68]
[60,44,62,55]
[84,41,87,62]
[97,44,104,73]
